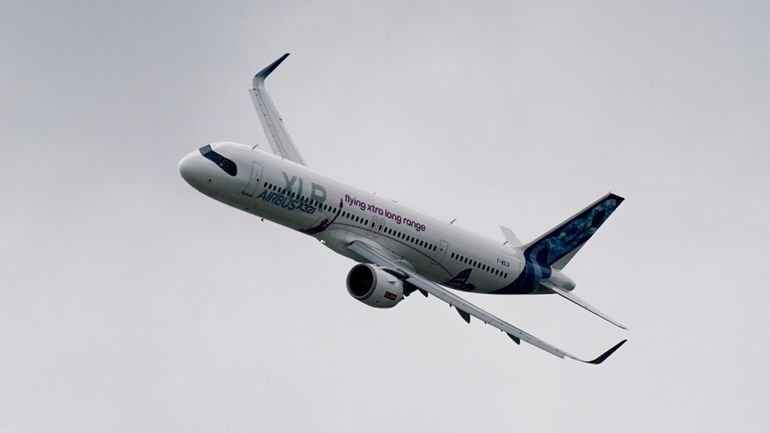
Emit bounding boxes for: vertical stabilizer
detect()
[522,193,623,268]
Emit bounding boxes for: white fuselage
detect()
[179,141,548,295]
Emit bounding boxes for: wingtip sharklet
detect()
[254,53,290,85]
[584,339,627,365]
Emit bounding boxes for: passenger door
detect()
[434,240,449,262]
[241,162,263,197]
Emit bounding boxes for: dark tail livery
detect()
[522,193,624,269]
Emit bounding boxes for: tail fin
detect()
[522,193,624,269]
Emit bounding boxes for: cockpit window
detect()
[199,145,237,176]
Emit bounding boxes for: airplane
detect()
[179,53,628,364]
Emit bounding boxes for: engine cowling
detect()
[346,264,404,308]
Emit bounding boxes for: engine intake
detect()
[346,264,404,308]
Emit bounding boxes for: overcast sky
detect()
[2,1,769,432]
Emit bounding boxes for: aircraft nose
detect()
[179,151,207,187]
[178,152,196,185]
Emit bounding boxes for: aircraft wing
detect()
[348,240,626,364]
[250,53,307,166]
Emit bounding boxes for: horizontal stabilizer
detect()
[500,226,522,247]
[540,281,628,330]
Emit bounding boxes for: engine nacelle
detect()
[346,264,404,308]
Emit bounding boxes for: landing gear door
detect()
[241,162,263,197]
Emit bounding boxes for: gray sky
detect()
[2,1,769,432]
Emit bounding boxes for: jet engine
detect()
[346,264,404,308]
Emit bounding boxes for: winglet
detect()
[541,280,628,330]
[254,53,290,85]
[585,339,627,365]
